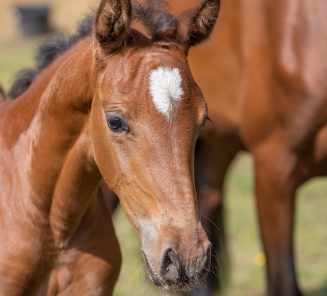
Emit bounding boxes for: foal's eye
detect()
[106,115,129,133]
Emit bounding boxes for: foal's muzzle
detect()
[142,244,212,291]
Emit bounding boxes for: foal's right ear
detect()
[94,0,132,52]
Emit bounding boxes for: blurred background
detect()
[0,0,327,295]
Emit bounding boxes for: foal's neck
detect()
[1,37,102,246]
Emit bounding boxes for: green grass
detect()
[1,37,327,296]
[0,37,40,91]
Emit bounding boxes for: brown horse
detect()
[0,0,221,294]
[101,0,246,293]
[172,1,327,296]
[102,0,327,295]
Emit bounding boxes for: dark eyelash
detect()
[206,115,212,123]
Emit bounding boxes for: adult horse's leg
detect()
[187,133,244,295]
[311,124,327,177]
[253,135,303,296]
[0,83,5,103]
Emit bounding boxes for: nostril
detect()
[164,251,173,269]
[166,249,181,270]
[161,249,182,283]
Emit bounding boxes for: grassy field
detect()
[1,27,327,296]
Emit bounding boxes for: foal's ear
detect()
[94,0,132,52]
[178,0,220,51]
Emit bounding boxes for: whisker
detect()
[202,215,220,231]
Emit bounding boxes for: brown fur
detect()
[170,1,327,295]
[0,0,220,295]
[101,0,327,295]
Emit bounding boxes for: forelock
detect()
[133,0,178,38]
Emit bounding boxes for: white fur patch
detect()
[149,67,184,117]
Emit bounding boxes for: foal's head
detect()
[89,0,220,291]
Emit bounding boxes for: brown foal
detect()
[103,1,327,295]
[0,0,220,295]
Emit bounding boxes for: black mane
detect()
[8,0,178,99]
[8,15,94,99]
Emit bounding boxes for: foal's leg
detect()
[253,135,303,296]
[46,183,122,295]
[56,194,122,296]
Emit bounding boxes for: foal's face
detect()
[92,45,210,289]
[90,0,220,291]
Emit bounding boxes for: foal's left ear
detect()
[178,0,220,52]
[94,0,132,52]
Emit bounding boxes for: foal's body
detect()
[0,0,221,294]
[0,38,121,295]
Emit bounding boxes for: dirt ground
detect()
[0,0,99,40]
